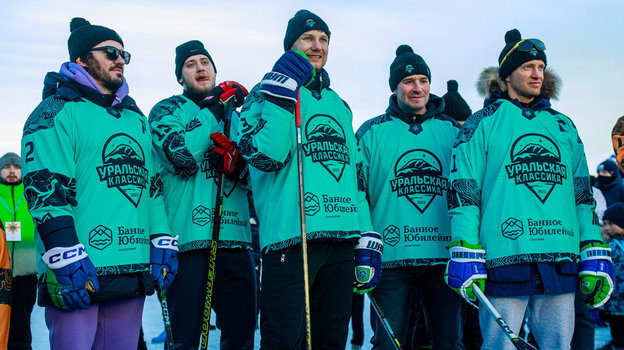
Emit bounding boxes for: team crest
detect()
[303,114,350,181]
[389,149,448,213]
[96,133,148,207]
[505,134,567,203]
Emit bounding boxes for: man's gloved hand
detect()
[444,240,487,301]
[200,81,249,108]
[150,235,179,288]
[259,50,314,102]
[208,132,248,184]
[579,242,615,308]
[354,231,383,294]
[42,244,99,311]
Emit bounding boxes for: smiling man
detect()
[356,45,463,349]
[21,18,178,349]
[148,40,256,349]
[239,9,380,349]
[445,29,614,350]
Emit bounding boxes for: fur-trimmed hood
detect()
[476,66,562,101]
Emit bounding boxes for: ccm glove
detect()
[208,132,249,184]
[444,240,487,301]
[354,231,383,294]
[42,244,99,311]
[199,81,249,108]
[150,235,179,288]
[260,50,314,102]
[579,242,614,308]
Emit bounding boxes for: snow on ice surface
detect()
[30,293,610,349]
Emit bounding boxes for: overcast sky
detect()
[1,0,622,174]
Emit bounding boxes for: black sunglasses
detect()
[91,46,131,64]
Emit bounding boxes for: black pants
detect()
[260,241,355,350]
[351,293,364,346]
[166,249,257,350]
[8,275,37,350]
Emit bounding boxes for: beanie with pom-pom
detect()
[388,44,430,91]
[68,17,123,63]
[497,28,546,79]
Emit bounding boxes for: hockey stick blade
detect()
[473,285,538,350]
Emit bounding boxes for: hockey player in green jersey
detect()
[21,17,178,350]
[357,45,463,349]
[444,29,614,350]
[239,9,382,349]
[149,40,256,349]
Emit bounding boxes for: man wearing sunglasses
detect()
[21,17,178,349]
[148,40,255,349]
[445,28,614,349]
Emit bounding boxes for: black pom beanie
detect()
[498,29,547,79]
[388,45,430,91]
[283,10,330,51]
[442,80,472,122]
[175,40,216,82]
[68,17,123,63]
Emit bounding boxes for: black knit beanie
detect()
[388,45,430,91]
[283,10,330,51]
[68,17,124,63]
[604,202,624,229]
[442,80,472,122]
[498,29,547,79]
[175,40,217,82]
[0,153,20,169]
[598,160,620,177]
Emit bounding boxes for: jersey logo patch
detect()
[383,225,401,247]
[302,114,350,181]
[89,225,113,250]
[96,133,148,207]
[304,192,320,216]
[501,217,524,240]
[505,133,567,203]
[390,149,448,213]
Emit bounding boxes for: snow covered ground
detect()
[31,294,611,349]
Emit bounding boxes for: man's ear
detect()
[76,57,88,69]
[178,77,183,85]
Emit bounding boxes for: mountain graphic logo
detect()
[89,225,112,250]
[390,149,447,213]
[96,133,148,207]
[501,217,523,240]
[383,225,401,247]
[505,134,567,203]
[304,192,320,216]
[303,114,350,181]
[192,205,212,226]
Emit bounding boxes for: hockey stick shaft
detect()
[200,98,236,349]
[473,285,537,350]
[367,293,402,350]
[159,268,174,349]
[295,92,312,350]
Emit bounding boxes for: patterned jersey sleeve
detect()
[447,112,489,245]
[21,98,81,249]
[238,85,294,172]
[148,96,219,178]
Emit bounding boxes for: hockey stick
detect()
[295,92,312,350]
[473,285,538,350]
[367,293,402,350]
[199,97,236,350]
[158,268,174,349]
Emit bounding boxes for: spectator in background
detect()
[0,152,37,350]
[596,160,624,207]
[442,80,472,126]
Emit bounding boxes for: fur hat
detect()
[68,17,123,63]
[388,45,430,91]
[476,66,561,100]
[283,10,330,51]
[442,80,472,122]
[498,29,547,79]
[175,40,216,82]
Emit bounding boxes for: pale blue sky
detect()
[1,0,622,173]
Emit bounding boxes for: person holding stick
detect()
[148,40,255,350]
[238,9,382,349]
